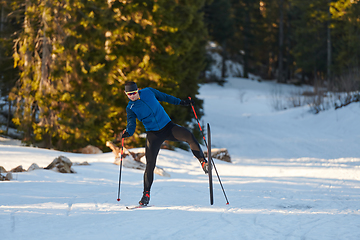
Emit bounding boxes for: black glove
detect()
[179,99,194,106]
[112,130,130,144]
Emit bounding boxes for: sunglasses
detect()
[126,90,138,96]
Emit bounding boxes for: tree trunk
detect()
[6,100,11,135]
[243,2,250,79]
[24,0,31,69]
[327,0,332,88]
[278,0,284,83]
[221,40,227,78]
[314,66,318,94]
[39,0,53,148]
[1,6,4,33]
[285,1,291,80]
[23,0,33,142]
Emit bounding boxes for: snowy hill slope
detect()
[1,78,360,240]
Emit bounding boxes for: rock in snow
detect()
[45,155,76,173]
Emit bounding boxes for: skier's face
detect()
[125,90,140,101]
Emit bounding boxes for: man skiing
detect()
[114,81,208,206]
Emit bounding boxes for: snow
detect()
[206,51,244,78]
[1,77,360,240]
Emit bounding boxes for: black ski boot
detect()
[139,191,150,206]
[199,158,209,174]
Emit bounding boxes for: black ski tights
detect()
[144,121,204,192]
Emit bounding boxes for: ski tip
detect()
[117,198,121,202]
[226,202,229,205]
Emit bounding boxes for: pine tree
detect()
[291,0,329,85]
[11,0,42,143]
[0,1,18,98]
[10,0,117,149]
[330,0,360,91]
[231,0,265,79]
[9,0,208,151]
[0,0,20,135]
[205,0,233,78]
[107,0,208,144]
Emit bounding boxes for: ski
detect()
[207,123,214,205]
[190,99,229,205]
[126,205,153,210]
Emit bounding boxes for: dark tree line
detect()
[205,0,360,90]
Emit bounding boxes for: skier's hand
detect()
[112,130,130,144]
[179,99,194,106]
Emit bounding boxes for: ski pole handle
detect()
[120,138,124,156]
[188,97,198,119]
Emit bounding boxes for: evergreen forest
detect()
[1,0,360,151]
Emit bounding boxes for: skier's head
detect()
[124,81,139,101]
[124,81,138,93]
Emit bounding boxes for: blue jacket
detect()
[126,87,181,136]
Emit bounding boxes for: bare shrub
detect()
[270,70,360,113]
[335,68,360,92]
[288,89,313,108]
[270,87,312,110]
[270,86,286,110]
[308,68,360,113]
[308,92,331,113]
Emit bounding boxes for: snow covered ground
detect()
[1,78,360,240]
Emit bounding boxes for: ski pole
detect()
[117,137,125,202]
[189,97,230,205]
